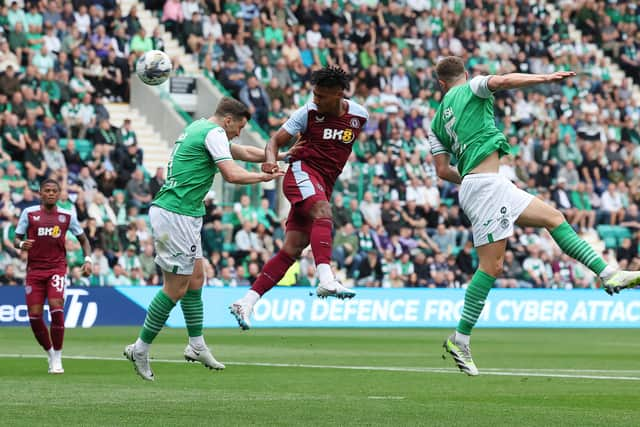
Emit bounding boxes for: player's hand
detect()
[546,71,576,82]
[261,162,279,174]
[260,171,285,182]
[20,239,35,251]
[82,262,92,277]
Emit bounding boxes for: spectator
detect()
[239,76,271,130]
[125,168,152,211]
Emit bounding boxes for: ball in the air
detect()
[136,50,172,86]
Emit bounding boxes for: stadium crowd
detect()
[1,0,640,290]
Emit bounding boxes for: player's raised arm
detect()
[486,71,576,92]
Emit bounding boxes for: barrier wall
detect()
[1,287,639,328]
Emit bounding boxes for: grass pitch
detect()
[0,327,639,426]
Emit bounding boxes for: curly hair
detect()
[310,66,351,90]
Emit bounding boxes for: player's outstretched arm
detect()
[434,153,462,185]
[487,71,576,91]
[262,128,295,173]
[218,160,284,184]
[230,143,289,163]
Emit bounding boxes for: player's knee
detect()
[49,299,64,311]
[282,245,304,259]
[28,305,43,316]
[546,208,566,229]
[309,202,332,220]
[481,258,504,277]
[190,270,204,288]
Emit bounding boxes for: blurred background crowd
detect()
[0,0,639,290]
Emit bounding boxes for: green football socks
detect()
[457,270,495,335]
[139,290,176,344]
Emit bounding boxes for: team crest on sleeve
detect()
[350,118,360,128]
[58,215,66,223]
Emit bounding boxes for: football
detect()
[135,50,172,86]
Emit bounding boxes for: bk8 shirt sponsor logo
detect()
[322,128,355,143]
[37,225,62,238]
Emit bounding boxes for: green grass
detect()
[1,327,639,426]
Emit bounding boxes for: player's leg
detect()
[46,271,67,374]
[25,274,54,372]
[230,229,309,330]
[515,197,640,294]
[308,200,355,299]
[444,239,506,377]
[443,174,519,376]
[181,258,224,370]
[125,206,192,380]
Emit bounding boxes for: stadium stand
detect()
[0,0,639,290]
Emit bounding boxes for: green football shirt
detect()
[429,75,511,177]
[153,119,233,217]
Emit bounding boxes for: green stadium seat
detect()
[222,242,236,252]
[12,161,24,177]
[59,139,94,160]
[442,198,455,207]
[75,139,94,160]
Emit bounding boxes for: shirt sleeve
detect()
[204,127,233,164]
[282,105,309,136]
[69,212,84,236]
[469,75,493,99]
[15,209,29,235]
[428,128,448,157]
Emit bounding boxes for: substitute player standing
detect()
[230,66,369,330]
[124,97,284,381]
[430,56,640,376]
[14,179,92,374]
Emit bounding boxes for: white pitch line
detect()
[1,353,639,381]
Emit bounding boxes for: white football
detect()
[136,50,172,86]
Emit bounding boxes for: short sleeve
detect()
[205,127,233,164]
[428,128,448,156]
[282,105,309,136]
[69,212,84,236]
[469,75,493,99]
[15,209,29,235]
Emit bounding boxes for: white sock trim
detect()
[134,337,150,353]
[317,263,334,284]
[244,290,260,306]
[454,331,470,346]
[599,265,616,281]
[189,335,206,350]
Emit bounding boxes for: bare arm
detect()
[262,128,295,173]
[231,143,289,163]
[487,71,576,92]
[433,154,462,185]
[218,160,284,184]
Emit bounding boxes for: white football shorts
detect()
[458,173,534,247]
[149,205,203,275]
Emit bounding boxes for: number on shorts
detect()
[51,274,65,293]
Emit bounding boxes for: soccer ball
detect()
[136,50,172,86]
